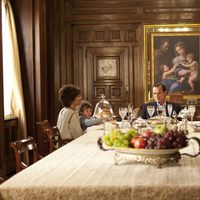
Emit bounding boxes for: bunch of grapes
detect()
[146,130,188,149]
[145,134,161,149]
[102,128,138,148]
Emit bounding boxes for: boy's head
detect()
[186,53,194,62]
[79,101,93,118]
[160,63,170,72]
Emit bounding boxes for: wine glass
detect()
[119,107,128,128]
[167,104,173,117]
[188,105,196,122]
[119,107,128,121]
[147,105,155,118]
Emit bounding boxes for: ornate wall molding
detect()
[71,0,200,23]
[75,25,137,43]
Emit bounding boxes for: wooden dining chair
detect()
[169,91,184,104]
[37,120,65,154]
[36,120,51,131]
[10,137,42,173]
[44,126,64,153]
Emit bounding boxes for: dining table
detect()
[0,122,200,200]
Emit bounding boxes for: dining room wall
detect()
[49,0,200,124]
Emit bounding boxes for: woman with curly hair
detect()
[57,84,83,141]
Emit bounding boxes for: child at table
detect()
[79,100,102,131]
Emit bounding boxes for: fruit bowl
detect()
[97,137,200,168]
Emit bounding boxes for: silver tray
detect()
[97,137,200,168]
[112,146,180,155]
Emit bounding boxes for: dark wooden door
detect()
[73,25,137,117]
[85,46,132,117]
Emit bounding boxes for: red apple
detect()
[130,135,139,147]
[141,129,153,139]
[134,137,147,149]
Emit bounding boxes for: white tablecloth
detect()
[0,126,200,200]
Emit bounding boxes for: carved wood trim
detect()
[71,0,200,23]
[74,25,138,43]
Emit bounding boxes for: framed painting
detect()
[144,24,200,102]
[97,57,119,79]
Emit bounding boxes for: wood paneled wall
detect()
[12,0,200,141]
[11,0,48,136]
[73,24,140,115]
[70,0,200,109]
[71,0,200,24]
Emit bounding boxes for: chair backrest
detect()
[37,120,51,130]
[10,137,42,173]
[169,91,184,104]
[37,120,64,153]
[45,126,63,153]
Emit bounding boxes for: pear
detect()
[154,124,167,135]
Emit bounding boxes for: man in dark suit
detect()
[141,83,182,119]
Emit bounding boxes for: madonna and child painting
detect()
[153,36,200,95]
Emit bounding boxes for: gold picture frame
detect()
[144,24,200,102]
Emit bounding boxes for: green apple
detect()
[154,124,167,135]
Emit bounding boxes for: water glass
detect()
[188,105,196,122]
[167,104,173,117]
[147,105,155,118]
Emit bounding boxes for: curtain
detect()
[2,0,27,137]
